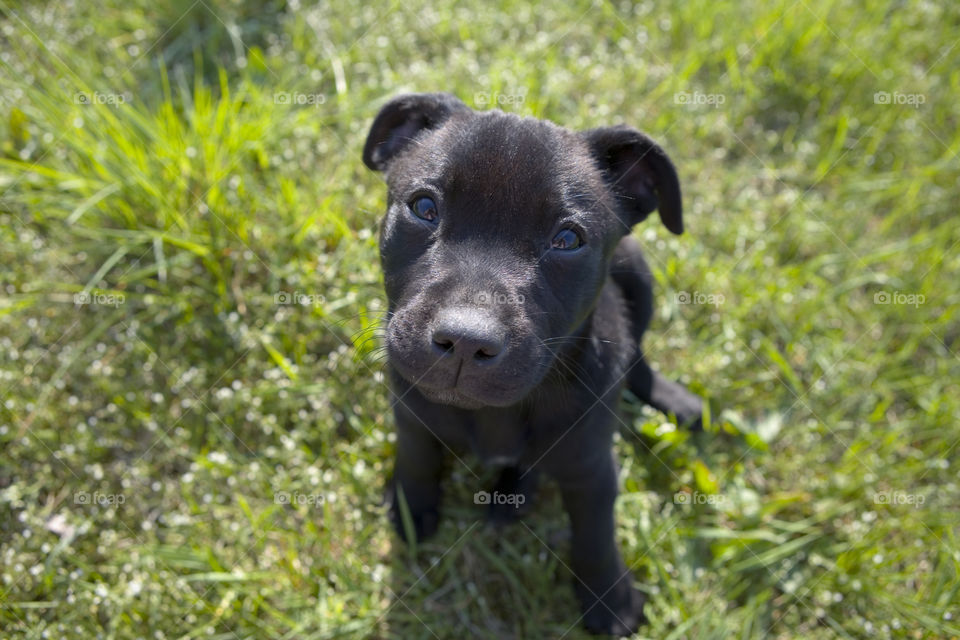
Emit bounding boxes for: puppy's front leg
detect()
[389,409,444,542]
[558,452,645,636]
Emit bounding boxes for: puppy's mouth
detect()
[410,384,488,410]
[390,356,526,409]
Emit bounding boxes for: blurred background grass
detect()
[0,0,958,638]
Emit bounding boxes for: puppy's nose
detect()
[431,308,506,362]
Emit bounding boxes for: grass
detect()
[0,0,958,637]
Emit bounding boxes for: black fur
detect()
[364,93,704,635]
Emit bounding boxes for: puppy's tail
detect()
[611,236,704,430]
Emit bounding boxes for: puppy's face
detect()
[364,94,683,409]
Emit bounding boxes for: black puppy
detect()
[363,93,703,635]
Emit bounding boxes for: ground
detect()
[0,1,958,638]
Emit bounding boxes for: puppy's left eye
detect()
[551,228,583,251]
[409,196,438,223]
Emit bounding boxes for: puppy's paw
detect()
[385,480,440,543]
[580,582,646,636]
[390,504,439,542]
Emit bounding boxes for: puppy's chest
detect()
[466,410,529,466]
[465,387,599,467]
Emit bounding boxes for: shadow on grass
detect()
[377,459,605,639]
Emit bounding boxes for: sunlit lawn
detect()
[1,1,958,637]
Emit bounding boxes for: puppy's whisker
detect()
[325,309,391,329]
[542,336,619,345]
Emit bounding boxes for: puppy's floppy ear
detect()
[363,93,469,171]
[582,125,683,235]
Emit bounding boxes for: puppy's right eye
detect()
[409,196,438,223]
[551,227,583,251]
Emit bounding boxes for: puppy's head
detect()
[364,93,683,409]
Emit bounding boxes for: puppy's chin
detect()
[391,367,532,409]
[414,386,489,410]
[412,378,537,409]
